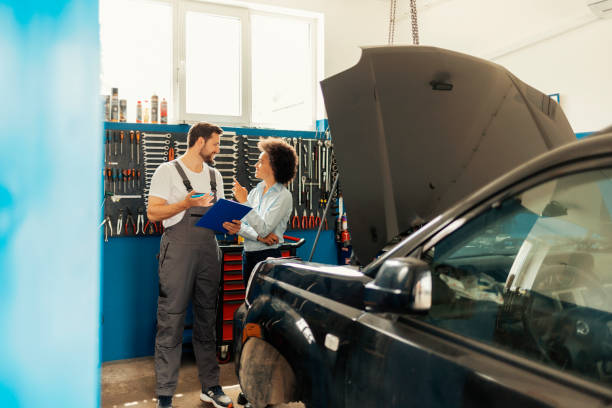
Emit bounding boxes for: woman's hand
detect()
[258,233,279,246]
[222,220,241,235]
[232,178,248,203]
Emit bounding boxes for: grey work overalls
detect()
[154,161,221,396]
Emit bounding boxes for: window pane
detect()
[100,0,172,122]
[251,14,313,130]
[418,168,612,386]
[185,11,241,116]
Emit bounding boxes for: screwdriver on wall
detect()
[120,131,124,156]
[136,131,140,164]
[130,130,134,161]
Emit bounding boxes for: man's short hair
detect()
[257,138,297,185]
[187,122,223,147]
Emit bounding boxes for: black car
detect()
[233,46,612,407]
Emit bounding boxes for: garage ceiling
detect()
[393,0,601,59]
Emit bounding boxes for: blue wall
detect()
[0,1,101,407]
[102,230,337,362]
[101,123,338,362]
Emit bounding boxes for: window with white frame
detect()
[99,0,321,130]
[99,0,173,123]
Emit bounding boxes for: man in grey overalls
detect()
[147,122,233,408]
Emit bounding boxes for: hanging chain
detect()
[409,0,420,45]
[388,0,398,45]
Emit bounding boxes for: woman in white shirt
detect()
[227,138,297,285]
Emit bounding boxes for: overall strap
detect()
[173,161,193,192]
[208,167,217,195]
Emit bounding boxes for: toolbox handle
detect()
[282,235,305,248]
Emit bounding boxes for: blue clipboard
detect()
[195,198,252,232]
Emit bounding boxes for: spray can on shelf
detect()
[136,100,142,123]
[160,98,167,124]
[110,88,119,122]
[143,100,150,123]
[151,94,158,123]
[119,99,127,122]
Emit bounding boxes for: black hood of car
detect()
[320,46,575,264]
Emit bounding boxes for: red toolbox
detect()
[215,235,304,362]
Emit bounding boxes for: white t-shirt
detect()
[148,159,225,228]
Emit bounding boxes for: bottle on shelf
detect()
[151,94,158,123]
[110,87,119,122]
[160,98,167,124]
[143,100,150,123]
[136,100,142,123]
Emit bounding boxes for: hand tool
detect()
[220,145,239,152]
[114,131,118,156]
[130,130,134,161]
[300,209,308,230]
[221,135,239,143]
[217,169,236,175]
[120,131,124,155]
[105,130,110,163]
[145,139,170,145]
[298,139,301,205]
[109,194,142,202]
[136,131,141,165]
[214,160,237,167]
[174,141,188,147]
[137,170,141,189]
[122,169,129,193]
[168,147,175,161]
[215,153,239,159]
[125,209,136,235]
[142,132,171,139]
[116,209,124,236]
[103,168,108,192]
[131,169,135,190]
[112,168,118,194]
[136,208,144,235]
[144,219,157,235]
[291,208,300,229]
[143,145,169,151]
[143,154,168,160]
[315,210,321,227]
[100,215,113,242]
[317,140,322,188]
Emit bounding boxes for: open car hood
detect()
[320,46,575,264]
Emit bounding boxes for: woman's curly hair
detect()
[257,138,297,185]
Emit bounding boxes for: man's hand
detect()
[222,220,241,235]
[183,191,214,209]
[232,178,248,203]
[257,232,279,246]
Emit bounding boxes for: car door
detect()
[344,162,612,407]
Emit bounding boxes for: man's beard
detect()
[199,147,214,165]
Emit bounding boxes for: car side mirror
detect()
[364,257,432,313]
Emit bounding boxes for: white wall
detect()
[391,0,612,133]
[235,0,611,132]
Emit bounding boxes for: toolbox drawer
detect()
[223,270,243,281]
[223,262,242,272]
[223,282,245,291]
[223,253,242,262]
[222,321,233,341]
[223,300,243,321]
[224,290,246,302]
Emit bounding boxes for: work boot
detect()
[156,395,172,408]
[200,385,233,408]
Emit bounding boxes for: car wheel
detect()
[239,337,299,407]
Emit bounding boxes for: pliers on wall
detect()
[291,208,300,229]
[136,207,144,235]
[125,209,136,235]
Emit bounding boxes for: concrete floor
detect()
[101,352,305,408]
[101,352,241,408]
